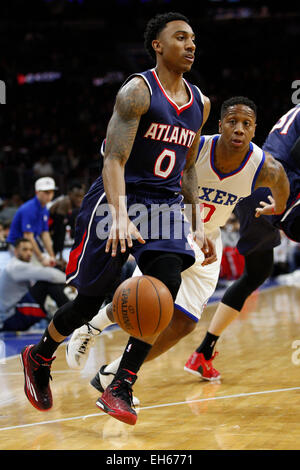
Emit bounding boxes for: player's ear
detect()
[152,39,162,55]
[218,120,222,132]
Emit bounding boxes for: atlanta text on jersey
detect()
[144,122,196,148]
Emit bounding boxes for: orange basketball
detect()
[112,275,173,338]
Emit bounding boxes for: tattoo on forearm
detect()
[104,78,150,166]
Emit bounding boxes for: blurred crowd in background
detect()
[0,0,300,284]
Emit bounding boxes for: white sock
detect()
[104,356,122,374]
[89,304,113,331]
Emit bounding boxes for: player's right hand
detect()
[106,216,145,257]
[201,235,217,266]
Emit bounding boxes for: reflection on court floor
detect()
[1,280,300,450]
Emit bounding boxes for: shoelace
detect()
[111,380,134,407]
[77,325,99,354]
[35,366,53,388]
[206,352,219,371]
[100,365,114,377]
[32,355,55,388]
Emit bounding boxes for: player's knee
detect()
[53,294,103,336]
[222,249,274,311]
[246,261,273,289]
[140,252,183,301]
[162,273,182,301]
[73,294,104,323]
[222,270,269,311]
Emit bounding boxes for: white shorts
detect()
[133,228,223,323]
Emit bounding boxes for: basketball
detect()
[112,275,174,338]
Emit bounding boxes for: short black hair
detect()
[221,96,257,120]
[144,12,190,61]
[14,237,31,248]
[67,181,84,192]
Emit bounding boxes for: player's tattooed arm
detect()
[181,129,202,228]
[103,77,150,255]
[181,95,211,210]
[181,96,217,264]
[254,152,290,217]
[103,76,150,204]
[103,76,150,169]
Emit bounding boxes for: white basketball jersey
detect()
[196,134,265,234]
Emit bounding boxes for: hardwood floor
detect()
[1,284,300,450]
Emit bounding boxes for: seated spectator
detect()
[6,177,57,266]
[219,214,245,282]
[0,222,5,242]
[2,220,10,239]
[271,231,298,278]
[0,221,9,251]
[0,238,69,331]
[48,182,85,262]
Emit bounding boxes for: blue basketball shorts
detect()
[236,162,300,254]
[234,188,281,256]
[65,177,195,296]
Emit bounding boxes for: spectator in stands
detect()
[0,222,5,242]
[271,231,298,277]
[0,194,23,224]
[2,221,10,239]
[7,177,57,266]
[0,221,9,251]
[219,214,245,282]
[49,182,85,262]
[0,238,69,331]
[33,156,55,178]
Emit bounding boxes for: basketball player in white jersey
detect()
[66,96,289,391]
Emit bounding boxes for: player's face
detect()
[15,241,33,262]
[153,20,196,72]
[219,105,256,152]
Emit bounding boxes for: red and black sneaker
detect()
[184,351,221,381]
[20,345,55,411]
[96,369,137,425]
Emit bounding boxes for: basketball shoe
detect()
[95,369,138,425]
[66,323,101,369]
[184,351,221,381]
[20,345,55,411]
[91,365,140,406]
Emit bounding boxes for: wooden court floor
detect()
[1,284,300,451]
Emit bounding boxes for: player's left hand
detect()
[201,235,217,266]
[255,195,277,217]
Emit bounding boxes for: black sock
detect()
[117,336,152,376]
[32,327,62,360]
[196,332,219,360]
